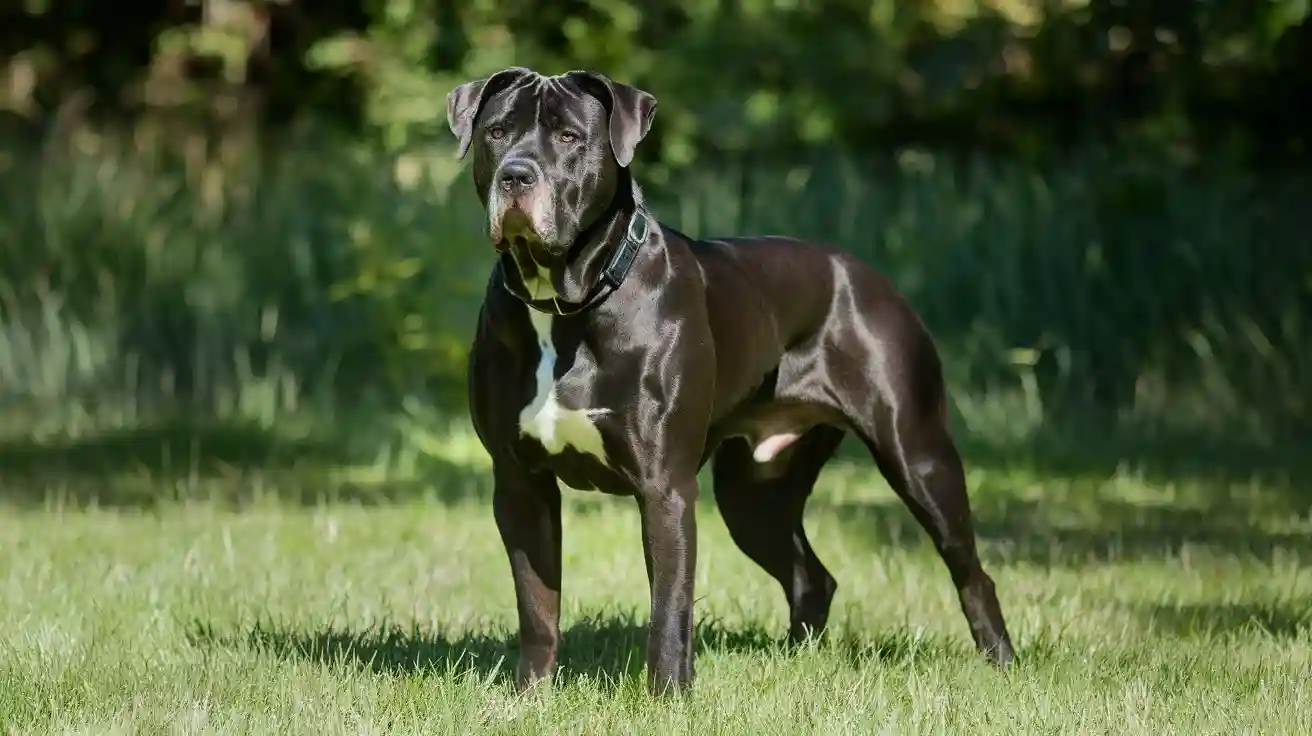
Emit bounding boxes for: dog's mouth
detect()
[499,224,560,265]
[499,232,554,264]
[496,232,532,255]
[494,209,563,300]
[495,207,540,246]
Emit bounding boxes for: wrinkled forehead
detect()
[489,73,606,129]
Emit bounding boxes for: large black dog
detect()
[447,67,1015,695]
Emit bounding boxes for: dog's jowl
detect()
[448,66,1017,696]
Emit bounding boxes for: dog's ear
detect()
[446,67,530,160]
[566,71,657,168]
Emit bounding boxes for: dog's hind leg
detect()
[711,425,845,642]
[842,384,1016,667]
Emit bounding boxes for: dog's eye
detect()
[488,126,507,140]
[557,131,579,144]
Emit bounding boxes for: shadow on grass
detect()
[189,616,772,687]
[812,494,1312,567]
[1133,600,1312,639]
[187,614,964,688]
[0,422,342,474]
[961,430,1312,506]
[0,419,491,508]
[810,422,1312,567]
[829,422,1312,506]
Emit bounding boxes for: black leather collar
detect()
[504,208,652,317]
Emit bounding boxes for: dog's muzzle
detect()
[489,159,554,249]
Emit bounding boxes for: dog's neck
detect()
[504,171,653,314]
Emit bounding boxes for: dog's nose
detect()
[498,162,537,193]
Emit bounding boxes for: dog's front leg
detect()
[636,482,698,696]
[491,463,563,691]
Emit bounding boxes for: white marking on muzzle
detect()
[518,308,611,461]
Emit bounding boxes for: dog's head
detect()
[446,68,657,263]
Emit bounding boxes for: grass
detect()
[2,423,1312,735]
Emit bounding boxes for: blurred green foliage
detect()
[0,0,1309,452]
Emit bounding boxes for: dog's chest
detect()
[518,311,610,461]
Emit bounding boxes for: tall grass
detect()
[0,121,1307,467]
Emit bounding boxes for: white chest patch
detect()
[518,309,610,461]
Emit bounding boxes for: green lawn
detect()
[2,428,1311,735]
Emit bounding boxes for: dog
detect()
[447,67,1016,696]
